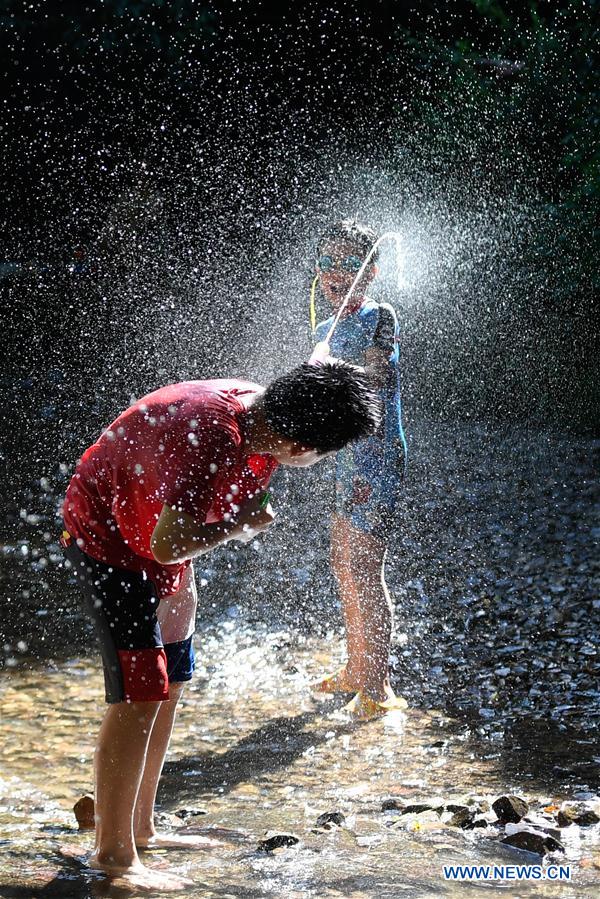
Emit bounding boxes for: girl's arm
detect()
[365,305,396,387]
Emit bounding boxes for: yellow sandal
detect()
[344,691,408,720]
[310,667,359,695]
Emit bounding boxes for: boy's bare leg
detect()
[134,683,220,850]
[90,699,193,891]
[132,565,220,851]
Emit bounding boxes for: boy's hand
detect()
[233,491,275,541]
[150,492,275,562]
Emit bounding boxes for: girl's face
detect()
[316,239,378,311]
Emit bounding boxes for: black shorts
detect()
[63,538,195,704]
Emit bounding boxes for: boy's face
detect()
[271,437,334,467]
[316,239,378,311]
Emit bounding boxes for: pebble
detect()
[73,795,94,831]
[257,832,300,852]
[315,811,345,829]
[175,807,208,820]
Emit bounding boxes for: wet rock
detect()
[445,804,470,816]
[154,811,185,828]
[73,795,94,831]
[382,798,405,811]
[501,831,564,856]
[257,832,300,852]
[492,795,529,824]
[315,811,345,829]
[521,814,562,840]
[556,804,600,827]
[401,803,442,816]
[392,810,443,831]
[175,808,208,820]
[449,808,477,829]
[469,798,491,813]
[382,798,446,815]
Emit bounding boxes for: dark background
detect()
[2,2,598,459]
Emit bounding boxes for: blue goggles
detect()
[317,254,365,273]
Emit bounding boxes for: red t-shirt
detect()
[63,379,278,597]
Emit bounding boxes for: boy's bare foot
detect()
[136,832,222,850]
[311,666,360,694]
[343,690,408,720]
[88,852,194,891]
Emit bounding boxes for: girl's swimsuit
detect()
[314,298,407,536]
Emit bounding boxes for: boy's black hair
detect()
[262,361,383,454]
[317,219,381,263]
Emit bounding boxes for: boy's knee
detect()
[108,699,163,724]
[168,682,186,701]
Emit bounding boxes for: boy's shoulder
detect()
[103,380,261,451]
[124,380,260,424]
[139,379,261,407]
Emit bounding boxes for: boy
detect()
[61,361,381,892]
[310,219,408,719]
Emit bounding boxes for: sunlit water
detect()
[1,622,599,898]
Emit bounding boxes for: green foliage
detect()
[392,1,599,431]
[0,0,217,64]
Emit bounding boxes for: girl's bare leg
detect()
[331,514,400,703]
[330,512,367,688]
[347,522,396,701]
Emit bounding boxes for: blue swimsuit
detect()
[314,298,407,535]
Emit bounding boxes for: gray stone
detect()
[154,811,185,828]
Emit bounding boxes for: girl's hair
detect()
[317,219,380,263]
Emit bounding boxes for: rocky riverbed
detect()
[2,416,598,743]
[0,629,599,897]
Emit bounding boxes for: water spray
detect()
[309,231,403,364]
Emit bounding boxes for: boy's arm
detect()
[150,494,274,564]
